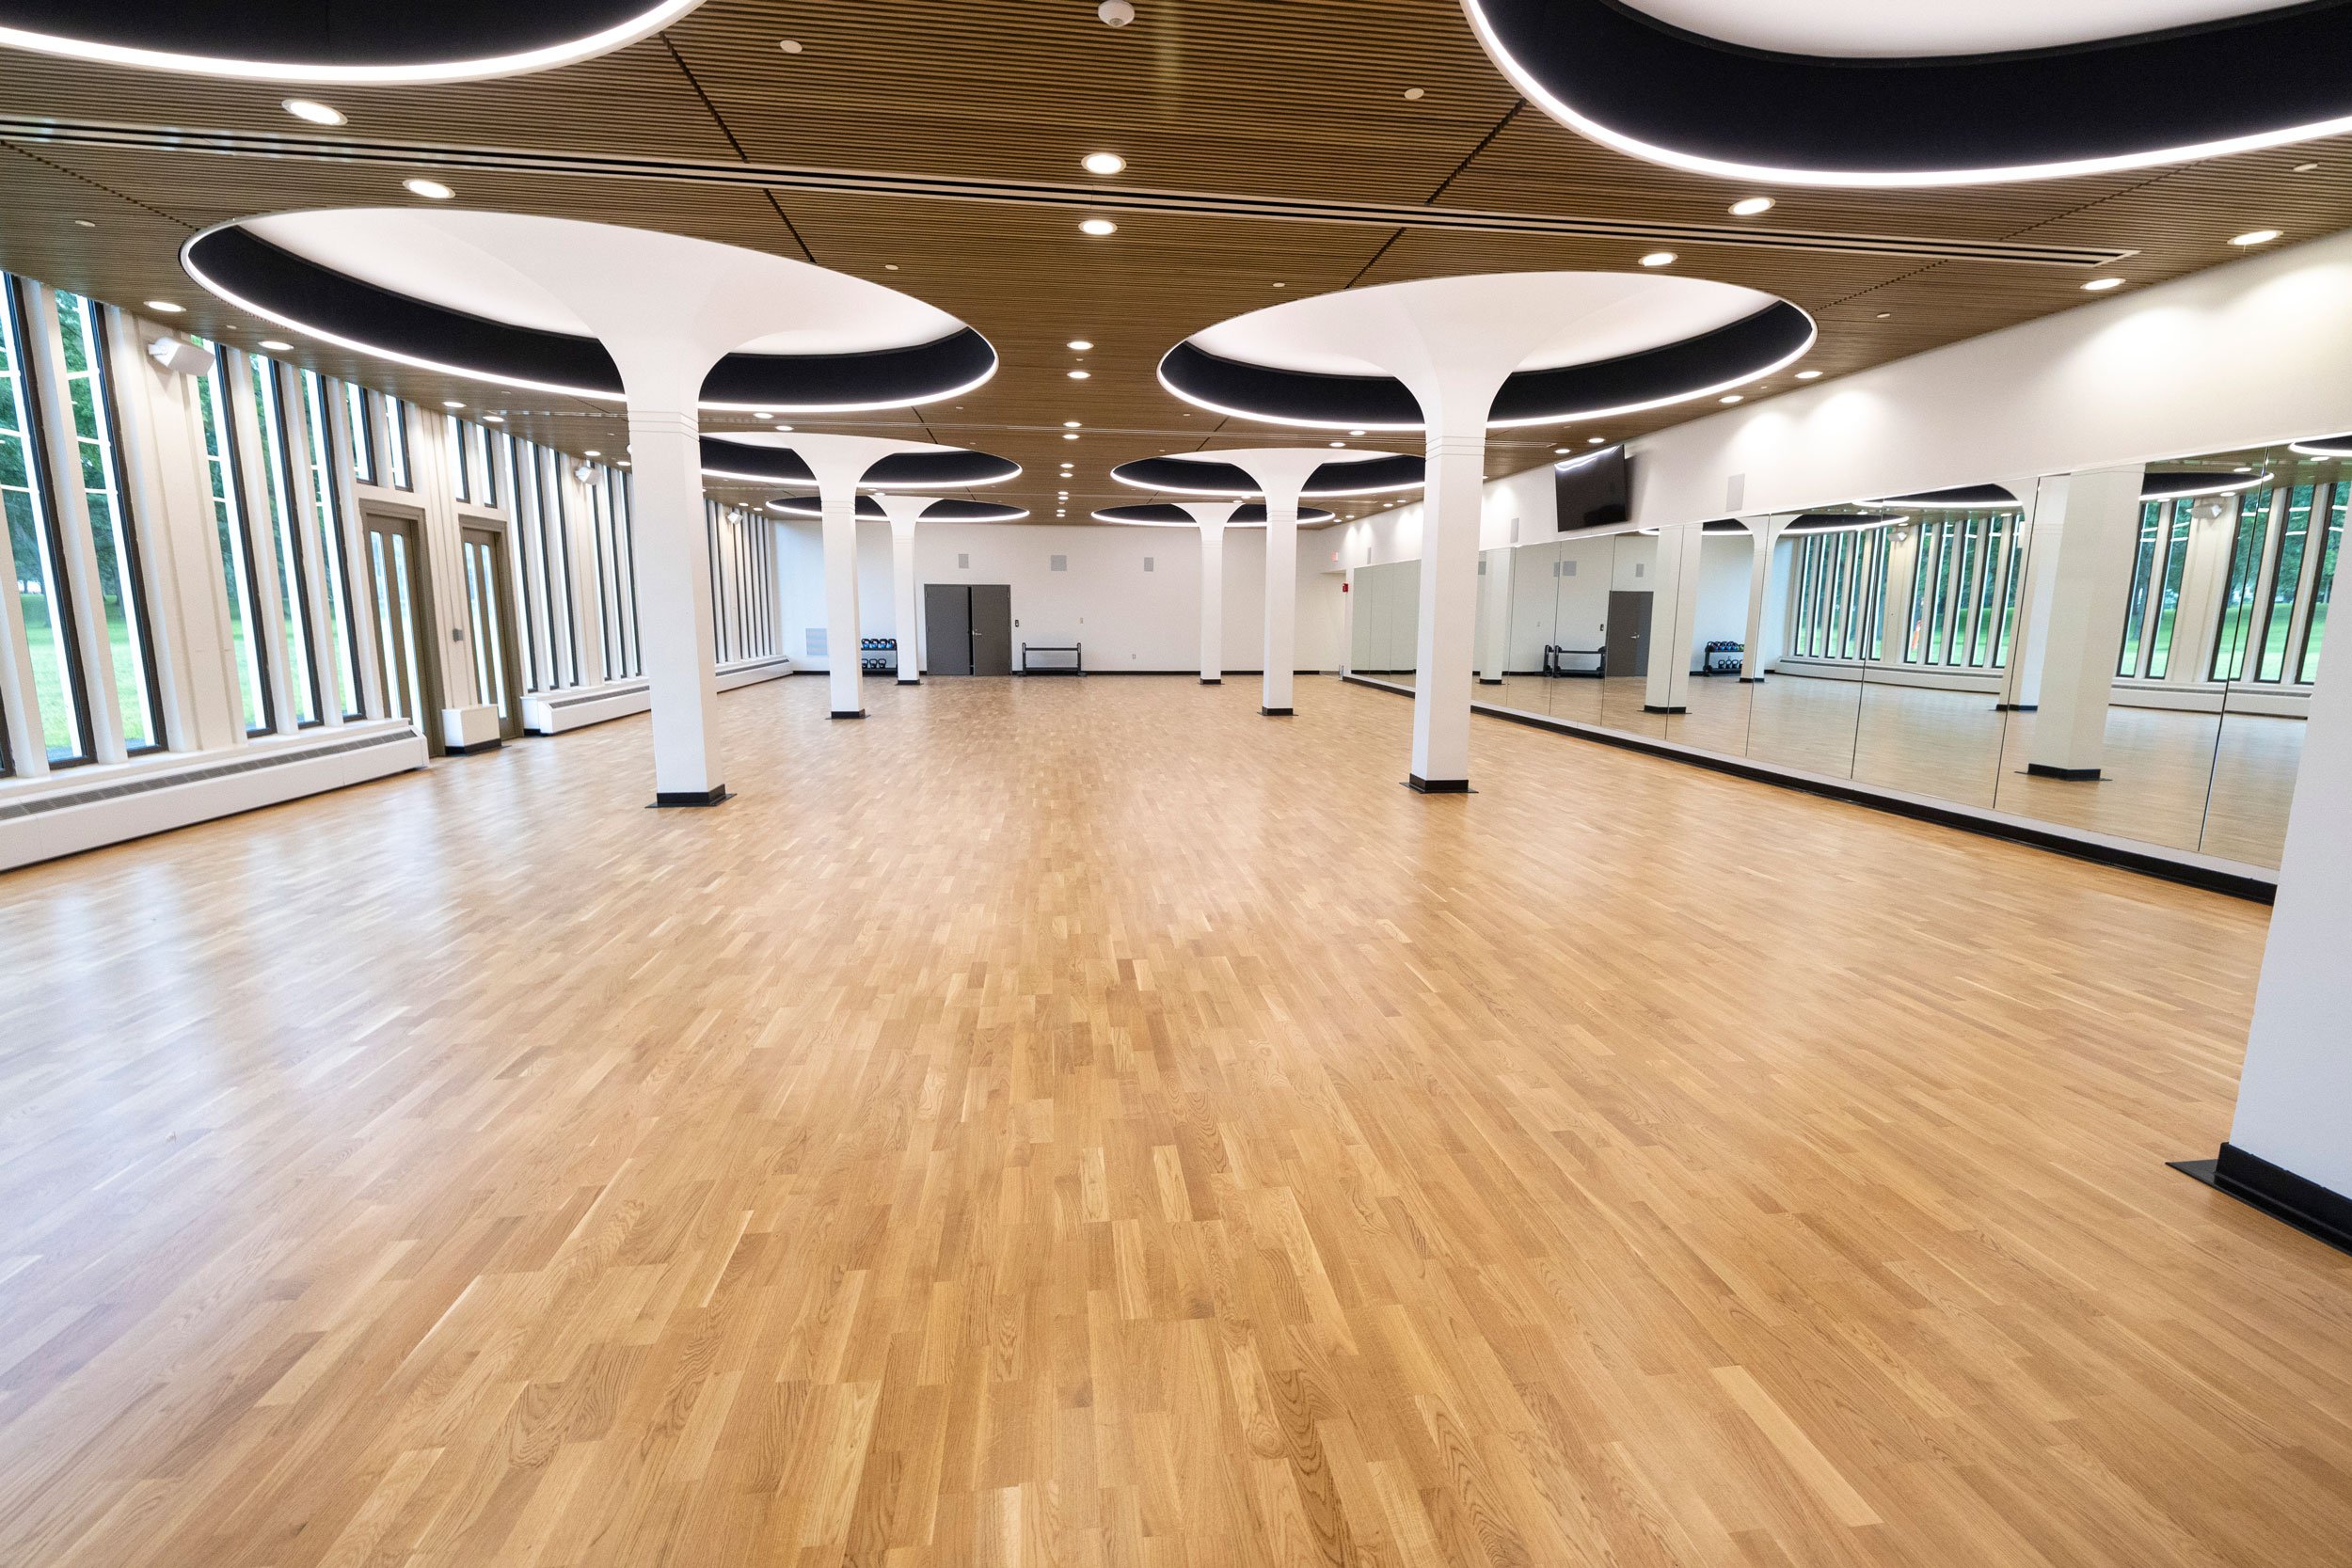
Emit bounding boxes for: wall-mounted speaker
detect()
[146,336,215,378]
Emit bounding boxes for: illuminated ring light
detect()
[700,438,1019,490]
[1783,511,1907,534]
[1091,503,1338,526]
[1159,284,1814,432]
[182,220,997,413]
[2288,434,2352,457]
[0,0,703,83]
[1869,484,2021,509]
[2142,468,2271,499]
[765,495,1029,522]
[1109,453,1424,498]
[1464,0,2352,186]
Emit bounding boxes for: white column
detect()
[2218,530,2352,1227]
[1261,495,1299,713]
[625,404,727,803]
[1998,480,2064,710]
[1199,520,1226,683]
[2027,466,2144,778]
[1739,517,1777,681]
[817,468,866,718]
[889,514,921,683]
[1644,521,1704,713]
[1476,546,1512,684]
[1409,419,1486,789]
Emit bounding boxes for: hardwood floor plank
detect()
[1,676,2345,1568]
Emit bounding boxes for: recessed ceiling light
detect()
[442,399,466,408]
[2234,465,2254,473]
[259,339,293,351]
[1795,369,1822,380]
[778,39,803,53]
[1079,217,1118,236]
[1719,394,1743,404]
[1068,370,1090,379]
[2231,229,2283,245]
[584,449,601,457]
[1553,446,1571,453]
[1328,441,1344,448]
[777,424,792,432]
[1063,432,1081,438]
[403,177,455,200]
[144,299,184,313]
[754,410,773,420]
[72,218,95,229]
[2082,276,2125,292]
[1082,151,1125,175]
[485,414,505,423]
[1875,311,1893,319]
[1639,250,1676,267]
[1347,428,1366,436]
[1067,339,1093,351]
[281,97,346,125]
[1728,196,1774,216]
[2295,162,2320,172]
[1064,420,1082,428]
[619,460,630,467]
[1271,282,1286,289]
[1404,87,1424,101]
[883,263,898,271]
[1586,436,1604,445]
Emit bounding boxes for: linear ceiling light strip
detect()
[0,118,2132,268]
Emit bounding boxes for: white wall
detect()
[777,519,1343,674]
[1625,225,2352,528]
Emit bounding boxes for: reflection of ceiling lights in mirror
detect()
[1082,151,1124,175]
[281,98,343,124]
[403,178,454,199]
[1079,218,1118,236]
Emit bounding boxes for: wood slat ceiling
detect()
[3,0,2350,525]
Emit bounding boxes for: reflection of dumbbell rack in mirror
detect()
[860,637,897,673]
[1543,644,1605,677]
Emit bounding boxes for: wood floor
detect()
[2,676,2347,1568]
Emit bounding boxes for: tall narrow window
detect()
[612,470,639,676]
[1995,518,2026,667]
[299,372,360,716]
[344,381,375,483]
[249,356,321,724]
[2148,501,2191,678]
[2256,484,2315,682]
[57,293,163,751]
[2211,487,2273,681]
[2297,483,2344,684]
[540,447,578,685]
[448,414,471,503]
[199,355,271,732]
[1907,525,1935,663]
[1,278,89,764]
[2119,501,2161,676]
[382,393,410,490]
[475,423,498,507]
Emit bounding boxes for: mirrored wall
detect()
[1348,444,2346,872]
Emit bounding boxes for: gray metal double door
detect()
[922,583,1013,675]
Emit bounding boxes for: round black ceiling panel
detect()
[1784,511,1907,533]
[1874,484,2022,508]
[1109,453,1425,498]
[183,220,997,412]
[1091,502,1337,526]
[918,499,1029,522]
[2142,468,2271,499]
[1464,0,2352,186]
[2288,434,2352,457]
[1159,299,1814,430]
[0,0,703,83]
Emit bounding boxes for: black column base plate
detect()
[1200,677,1221,685]
[1261,705,1293,716]
[1995,702,2039,712]
[1406,775,1473,794]
[2170,1142,2352,1258]
[649,785,732,808]
[2026,762,2102,781]
[1643,704,1687,714]
[898,678,921,686]
[830,709,867,720]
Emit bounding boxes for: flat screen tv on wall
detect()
[1554,445,1630,530]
